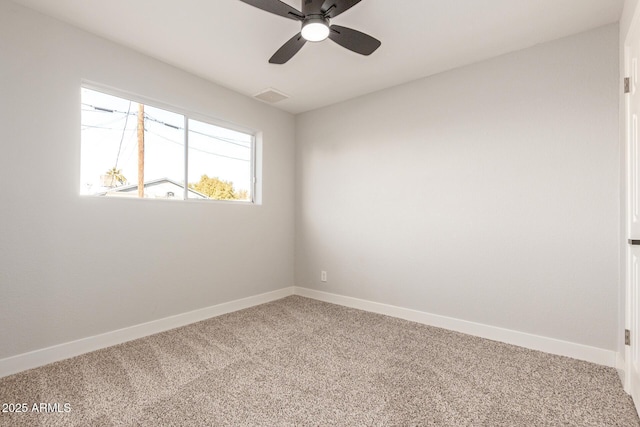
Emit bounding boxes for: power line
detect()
[122,128,138,167]
[81,103,136,116]
[145,129,250,162]
[114,101,133,170]
[81,124,136,131]
[143,113,251,149]
[82,105,252,163]
[80,113,131,130]
[83,104,252,148]
[189,127,251,149]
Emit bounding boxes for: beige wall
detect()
[296,25,620,350]
[0,0,296,359]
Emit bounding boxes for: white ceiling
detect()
[10,0,624,114]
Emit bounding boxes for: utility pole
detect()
[137,103,145,198]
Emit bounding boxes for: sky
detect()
[80,88,253,197]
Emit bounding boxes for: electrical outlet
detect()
[321,271,327,282]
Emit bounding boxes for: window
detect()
[80,87,254,202]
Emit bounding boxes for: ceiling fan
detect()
[239,0,381,64]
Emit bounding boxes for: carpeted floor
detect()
[0,295,638,426]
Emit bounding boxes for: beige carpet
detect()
[0,295,638,426]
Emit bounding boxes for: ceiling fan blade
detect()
[328,25,380,55]
[269,33,307,64]
[303,0,326,15]
[321,0,362,18]
[238,0,303,20]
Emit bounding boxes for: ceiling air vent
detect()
[254,88,289,104]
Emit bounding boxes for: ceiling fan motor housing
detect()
[301,16,330,42]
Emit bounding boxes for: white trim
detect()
[293,287,617,367]
[0,286,617,379]
[619,352,626,372]
[618,352,628,392]
[0,287,295,379]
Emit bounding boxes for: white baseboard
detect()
[0,287,295,379]
[617,352,627,389]
[0,286,617,379]
[293,287,617,368]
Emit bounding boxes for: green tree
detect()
[103,167,127,187]
[189,174,247,200]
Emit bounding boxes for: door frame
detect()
[624,3,640,406]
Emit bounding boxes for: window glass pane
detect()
[81,88,185,199]
[140,105,185,199]
[187,119,253,201]
[81,88,138,195]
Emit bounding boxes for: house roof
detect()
[98,177,209,199]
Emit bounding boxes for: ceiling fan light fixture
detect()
[239,0,381,64]
[301,17,330,42]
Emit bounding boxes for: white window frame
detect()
[81,82,257,203]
